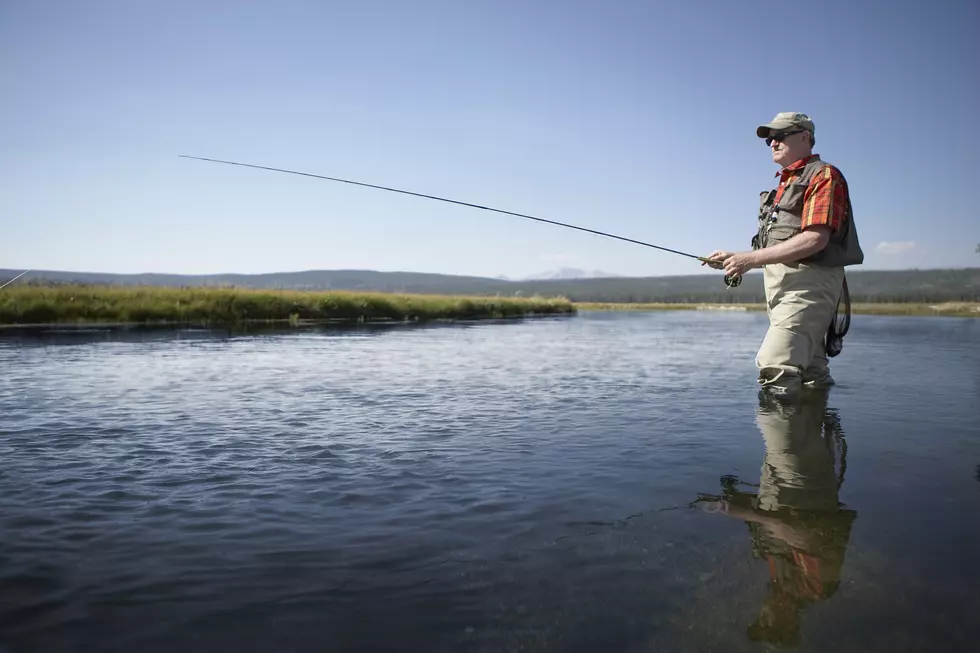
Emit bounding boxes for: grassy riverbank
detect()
[0,285,575,327]
[574,301,980,317]
[3,284,975,328]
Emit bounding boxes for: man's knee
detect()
[802,364,835,387]
[756,325,811,373]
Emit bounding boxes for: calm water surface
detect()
[1,311,978,652]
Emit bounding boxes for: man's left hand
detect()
[723,252,760,278]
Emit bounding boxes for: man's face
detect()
[767,129,811,167]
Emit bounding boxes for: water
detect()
[1,311,978,653]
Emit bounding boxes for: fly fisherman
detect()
[705,112,864,397]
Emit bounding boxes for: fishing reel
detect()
[698,257,742,289]
[724,274,742,288]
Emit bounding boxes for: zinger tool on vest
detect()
[178,155,744,288]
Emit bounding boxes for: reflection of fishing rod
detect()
[0,269,31,291]
[178,155,742,288]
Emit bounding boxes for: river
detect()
[1,311,978,652]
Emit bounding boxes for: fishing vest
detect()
[752,156,864,267]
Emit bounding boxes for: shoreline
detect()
[3,302,977,330]
[573,301,980,317]
[2,283,977,329]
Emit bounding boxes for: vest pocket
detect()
[766,220,799,245]
[777,182,809,210]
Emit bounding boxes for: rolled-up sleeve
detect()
[802,166,847,232]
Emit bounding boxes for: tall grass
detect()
[0,284,575,326]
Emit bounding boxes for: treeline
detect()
[3,267,979,304]
[504,268,980,304]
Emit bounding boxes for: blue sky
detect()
[2,0,977,279]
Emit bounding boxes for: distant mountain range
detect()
[2,267,979,304]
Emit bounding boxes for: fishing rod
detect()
[178,155,742,288]
[0,269,31,291]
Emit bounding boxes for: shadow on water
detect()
[694,389,856,648]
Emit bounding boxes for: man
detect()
[705,112,864,396]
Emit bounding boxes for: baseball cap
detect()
[756,112,815,138]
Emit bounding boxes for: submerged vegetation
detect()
[0,284,574,327]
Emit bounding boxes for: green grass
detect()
[0,284,575,326]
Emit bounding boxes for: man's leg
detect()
[756,263,843,396]
[801,268,845,387]
[757,263,804,397]
[802,345,834,388]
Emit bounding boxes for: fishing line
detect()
[178,155,742,288]
[0,269,31,290]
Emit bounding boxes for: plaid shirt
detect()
[773,154,847,232]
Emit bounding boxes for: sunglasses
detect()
[765,129,804,146]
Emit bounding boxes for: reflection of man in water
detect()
[699,391,857,645]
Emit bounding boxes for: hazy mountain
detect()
[522,267,624,280]
[0,268,513,295]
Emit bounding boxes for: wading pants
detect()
[756,262,844,393]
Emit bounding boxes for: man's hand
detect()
[701,250,734,270]
[702,250,762,276]
[723,252,761,278]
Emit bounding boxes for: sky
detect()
[1,0,978,279]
